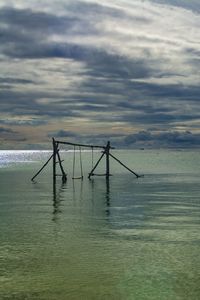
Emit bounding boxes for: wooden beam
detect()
[54,139,114,149]
[105,141,111,178]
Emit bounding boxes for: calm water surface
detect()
[0,150,200,299]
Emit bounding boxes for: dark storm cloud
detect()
[0,77,35,85]
[83,133,125,147]
[124,130,200,148]
[153,0,200,13]
[0,14,152,85]
[0,119,47,126]
[0,6,83,34]
[0,88,83,132]
[68,1,152,23]
[0,6,98,59]
[76,71,200,123]
[0,5,151,66]
[121,111,200,125]
[84,54,152,81]
[48,131,126,148]
[0,2,153,60]
[0,127,15,134]
[143,83,200,101]
[125,131,152,144]
[0,4,161,109]
[50,130,78,138]
[1,4,147,61]
[75,76,200,127]
[90,107,200,127]
[0,4,197,86]
[0,89,40,113]
[117,80,200,102]
[0,126,26,142]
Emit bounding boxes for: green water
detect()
[0,150,200,299]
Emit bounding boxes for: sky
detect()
[0,0,200,149]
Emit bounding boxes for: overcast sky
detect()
[0,0,200,149]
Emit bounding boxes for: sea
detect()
[0,149,200,300]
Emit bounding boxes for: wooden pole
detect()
[56,149,67,183]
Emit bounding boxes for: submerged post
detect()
[56,150,67,183]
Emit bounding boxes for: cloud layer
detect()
[0,0,200,148]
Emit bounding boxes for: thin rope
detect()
[91,146,94,169]
[72,145,76,179]
[72,145,83,179]
[79,146,83,178]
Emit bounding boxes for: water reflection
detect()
[89,177,111,215]
[53,177,112,221]
[52,182,66,221]
[72,179,84,203]
[105,178,110,216]
[51,173,200,244]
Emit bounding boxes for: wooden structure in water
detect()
[31,138,142,183]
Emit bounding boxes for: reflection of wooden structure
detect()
[31,138,141,183]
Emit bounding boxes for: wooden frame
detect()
[31,138,142,184]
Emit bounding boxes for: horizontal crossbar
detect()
[54,140,114,149]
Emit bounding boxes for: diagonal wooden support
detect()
[88,151,106,179]
[31,154,53,181]
[109,152,141,178]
